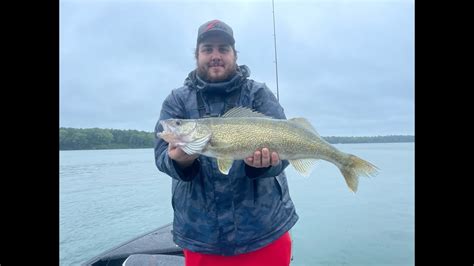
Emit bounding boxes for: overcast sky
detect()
[60,0,414,136]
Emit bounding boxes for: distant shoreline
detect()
[60,127,413,151]
[60,142,414,151]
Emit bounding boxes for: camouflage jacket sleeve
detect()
[154,90,200,181]
[244,83,290,179]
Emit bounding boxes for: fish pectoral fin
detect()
[289,159,318,177]
[288,118,320,137]
[181,133,212,155]
[217,158,234,175]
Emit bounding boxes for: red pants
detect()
[183,232,292,266]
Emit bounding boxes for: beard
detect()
[197,60,237,83]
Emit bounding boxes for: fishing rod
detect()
[272,0,280,101]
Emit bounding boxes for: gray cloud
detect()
[60,0,414,135]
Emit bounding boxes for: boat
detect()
[82,223,184,266]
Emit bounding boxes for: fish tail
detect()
[339,155,379,193]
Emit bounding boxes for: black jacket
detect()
[154,65,298,255]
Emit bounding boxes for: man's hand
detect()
[168,144,199,168]
[244,148,280,168]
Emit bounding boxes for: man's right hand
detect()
[168,144,199,168]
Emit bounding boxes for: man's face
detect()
[196,35,237,83]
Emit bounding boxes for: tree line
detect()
[323,135,414,144]
[60,127,155,150]
[59,127,414,151]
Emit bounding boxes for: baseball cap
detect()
[197,19,235,46]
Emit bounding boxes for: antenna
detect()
[272,0,280,101]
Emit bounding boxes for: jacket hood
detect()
[184,65,251,94]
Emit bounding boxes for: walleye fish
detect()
[158,107,378,192]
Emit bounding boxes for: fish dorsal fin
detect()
[289,117,320,137]
[181,133,212,155]
[222,107,269,118]
[289,159,319,177]
[217,158,234,175]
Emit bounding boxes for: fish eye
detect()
[175,120,182,126]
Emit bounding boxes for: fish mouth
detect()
[159,120,170,132]
[157,121,178,144]
[157,119,197,143]
[157,120,173,141]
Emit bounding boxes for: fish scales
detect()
[200,117,321,159]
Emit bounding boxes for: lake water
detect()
[60,143,414,265]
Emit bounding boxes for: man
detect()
[154,19,298,266]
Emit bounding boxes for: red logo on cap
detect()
[206,20,220,31]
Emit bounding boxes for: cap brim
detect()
[198,31,235,45]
